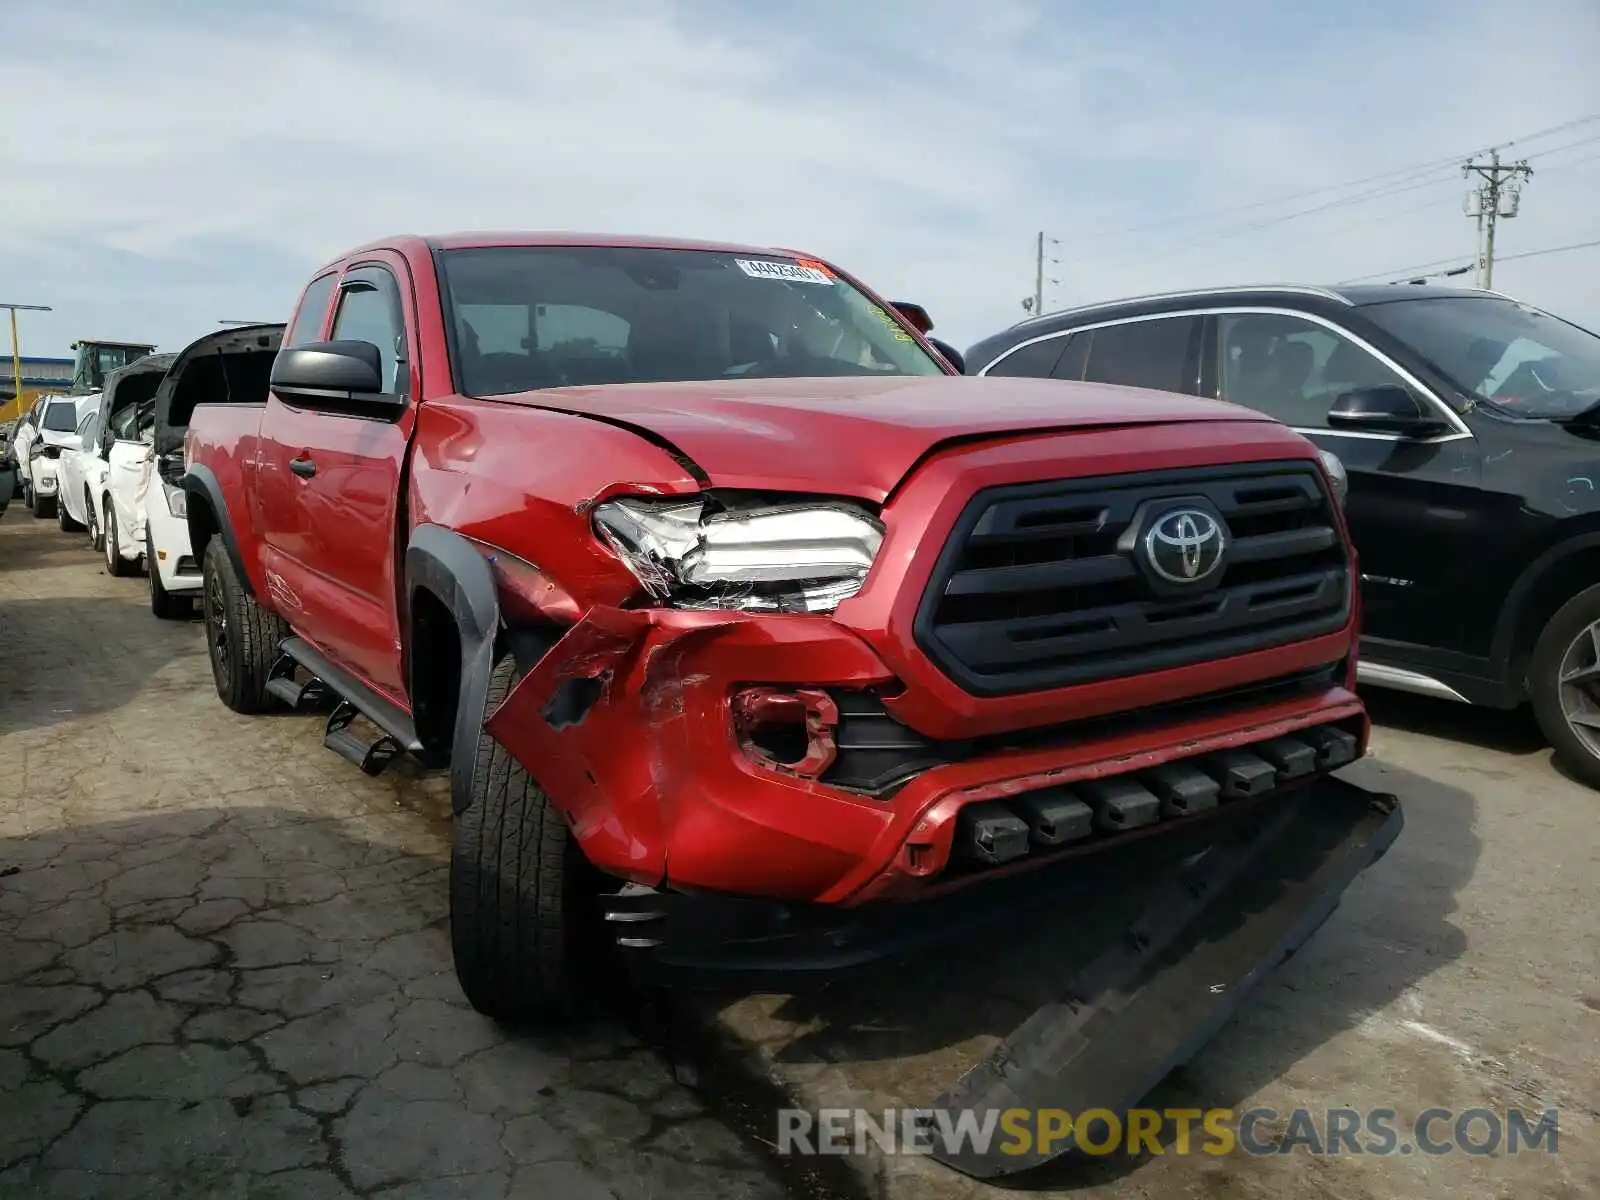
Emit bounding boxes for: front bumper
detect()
[33,462,57,493]
[604,774,1399,999]
[484,603,1365,910]
[147,502,201,592]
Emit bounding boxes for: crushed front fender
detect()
[483,605,897,895]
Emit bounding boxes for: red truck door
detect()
[254,253,418,701]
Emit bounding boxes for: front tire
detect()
[1530,582,1600,790]
[31,484,55,520]
[200,538,285,713]
[147,530,190,620]
[103,500,137,577]
[85,490,103,551]
[58,491,83,533]
[450,654,586,1022]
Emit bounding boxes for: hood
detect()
[100,354,178,434]
[154,324,285,457]
[509,375,1273,499]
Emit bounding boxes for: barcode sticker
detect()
[735,258,834,285]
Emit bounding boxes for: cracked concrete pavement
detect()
[0,508,786,1199]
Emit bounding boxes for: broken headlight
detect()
[593,495,883,613]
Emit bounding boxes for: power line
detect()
[1086,171,1461,273]
[1075,112,1600,246]
[1338,253,1475,286]
[1496,114,1600,152]
[1499,235,1600,266]
[1525,132,1600,164]
[1340,234,1600,286]
[1146,120,1598,283]
[1538,149,1600,175]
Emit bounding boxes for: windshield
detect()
[438,246,945,396]
[1361,296,1600,420]
[43,402,80,433]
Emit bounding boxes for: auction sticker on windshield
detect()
[736,258,834,285]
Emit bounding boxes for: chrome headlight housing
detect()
[593,495,884,613]
[162,480,186,518]
[1318,449,1348,506]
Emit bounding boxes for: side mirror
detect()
[890,301,934,335]
[1326,385,1446,437]
[928,338,966,375]
[270,340,398,416]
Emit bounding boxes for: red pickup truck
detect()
[182,232,1400,1169]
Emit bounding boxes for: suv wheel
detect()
[200,539,286,713]
[103,500,136,577]
[147,530,191,620]
[1530,582,1600,789]
[58,492,83,533]
[450,654,589,1022]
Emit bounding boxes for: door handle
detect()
[289,457,316,479]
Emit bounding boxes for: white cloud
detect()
[1,0,1597,363]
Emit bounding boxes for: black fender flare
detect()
[1490,531,1600,674]
[181,464,253,596]
[405,524,502,815]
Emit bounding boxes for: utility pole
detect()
[1033,231,1044,316]
[1020,232,1061,317]
[1463,149,1532,289]
[0,302,53,423]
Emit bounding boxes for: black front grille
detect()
[915,461,1351,696]
[823,664,1344,796]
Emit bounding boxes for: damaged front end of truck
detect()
[476,453,1402,1180]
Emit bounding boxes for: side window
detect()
[1215,313,1412,429]
[1081,317,1200,393]
[76,413,96,439]
[286,274,337,347]
[331,268,408,396]
[986,335,1068,378]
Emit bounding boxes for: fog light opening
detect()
[732,687,839,777]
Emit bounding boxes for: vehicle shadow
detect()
[1358,686,1545,756]
[0,512,99,575]
[0,596,204,737]
[666,760,1475,1194]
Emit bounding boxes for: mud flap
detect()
[929,774,1402,1179]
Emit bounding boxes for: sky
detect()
[2,0,1598,362]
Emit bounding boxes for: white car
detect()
[142,324,284,617]
[14,394,86,519]
[89,353,175,578]
[56,396,106,536]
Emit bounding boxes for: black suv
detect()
[967,284,1600,786]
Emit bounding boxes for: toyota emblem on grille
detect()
[1142,508,1226,584]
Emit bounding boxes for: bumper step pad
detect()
[953,720,1360,868]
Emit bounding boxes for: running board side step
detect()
[275,636,424,763]
[265,653,331,711]
[325,700,403,776]
[929,775,1403,1180]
